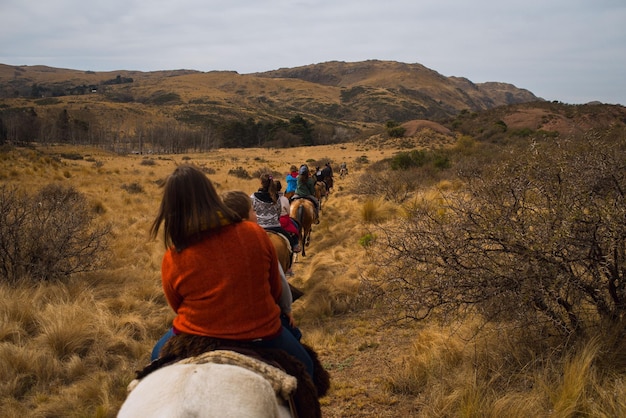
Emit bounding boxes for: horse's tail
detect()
[297,204,304,227]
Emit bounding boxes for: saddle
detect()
[136,333,330,418]
[267,229,292,252]
[290,195,319,215]
[127,350,297,399]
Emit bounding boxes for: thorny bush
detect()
[364,131,626,343]
[0,184,110,284]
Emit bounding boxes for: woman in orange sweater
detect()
[149,165,313,378]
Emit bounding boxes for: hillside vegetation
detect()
[2,59,626,417]
[0,60,544,151]
[2,60,624,156]
[2,114,626,416]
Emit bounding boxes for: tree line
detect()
[0,106,348,152]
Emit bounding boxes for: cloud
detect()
[0,0,625,104]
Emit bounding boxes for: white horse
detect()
[118,351,296,418]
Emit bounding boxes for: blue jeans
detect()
[150,326,314,379]
[252,326,314,379]
[151,327,175,361]
[281,314,302,341]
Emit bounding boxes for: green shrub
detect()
[359,232,376,247]
[390,152,414,170]
[385,120,406,138]
[432,153,450,169]
[387,126,406,138]
[510,127,534,137]
[390,149,451,171]
[390,150,426,170]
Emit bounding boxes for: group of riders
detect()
[134,161,348,416]
[251,162,339,258]
[286,163,334,215]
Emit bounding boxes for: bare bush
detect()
[121,182,144,194]
[251,166,278,179]
[354,168,420,203]
[227,166,252,179]
[0,184,110,284]
[364,133,626,342]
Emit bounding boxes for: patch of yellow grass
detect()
[2,143,626,417]
[361,197,396,223]
[379,318,626,417]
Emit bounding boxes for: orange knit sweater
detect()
[161,221,282,340]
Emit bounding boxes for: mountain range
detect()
[1,60,624,146]
[0,60,539,123]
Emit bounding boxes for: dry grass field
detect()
[1,138,626,417]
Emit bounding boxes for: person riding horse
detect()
[221,189,301,338]
[291,165,320,224]
[251,173,301,254]
[284,165,298,200]
[314,164,333,192]
[320,162,333,192]
[148,165,314,380]
[339,162,348,178]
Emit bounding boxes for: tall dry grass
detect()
[1,142,626,417]
[380,319,626,417]
[0,143,379,416]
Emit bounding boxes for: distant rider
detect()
[291,164,320,224]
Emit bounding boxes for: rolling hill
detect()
[0,60,539,124]
[1,60,624,150]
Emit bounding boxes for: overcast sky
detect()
[1,0,624,105]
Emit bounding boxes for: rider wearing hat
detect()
[292,165,320,224]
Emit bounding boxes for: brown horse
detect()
[323,176,333,192]
[289,198,316,257]
[267,231,303,301]
[267,231,292,273]
[314,181,328,211]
